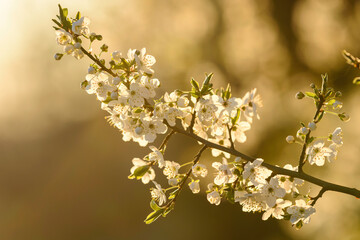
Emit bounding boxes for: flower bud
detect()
[74,42,81,49]
[338,113,350,122]
[54,53,63,60]
[335,91,342,97]
[310,83,316,89]
[300,127,309,135]
[112,77,121,85]
[308,122,316,131]
[111,91,118,99]
[135,126,143,135]
[295,92,305,99]
[100,44,108,52]
[88,66,96,74]
[286,135,295,143]
[168,178,178,186]
[112,51,122,62]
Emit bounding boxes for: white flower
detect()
[150,181,166,206]
[140,117,168,145]
[163,161,180,179]
[212,158,236,185]
[287,199,316,225]
[259,177,286,208]
[192,163,208,178]
[231,121,251,143]
[195,97,218,126]
[72,17,91,35]
[55,29,72,45]
[134,48,156,75]
[243,158,272,186]
[237,193,266,212]
[262,199,292,220]
[85,73,116,101]
[306,140,334,166]
[277,164,304,194]
[286,135,295,143]
[308,122,317,131]
[128,82,146,107]
[241,88,262,123]
[168,178,179,186]
[148,146,165,168]
[207,190,221,205]
[130,158,155,184]
[189,180,200,194]
[329,127,343,146]
[112,51,122,62]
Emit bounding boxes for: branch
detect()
[80,47,117,77]
[298,96,324,172]
[159,130,176,150]
[166,123,360,199]
[310,187,327,206]
[165,145,207,207]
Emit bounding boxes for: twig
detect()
[166,123,360,199]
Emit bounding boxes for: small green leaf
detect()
[133,165,150,179]
[168,188,180,200]
[190,78,200,92]
[144,209,165,224]
[353,77,360,85]
[231,108,241,126]
[305,92,317,98]
[63,8,68,17]
[150,200,162,211]
[76,11,81,20]
[52,19,62,28]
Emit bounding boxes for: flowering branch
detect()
[52,5,359,230]
[165,122,360,199]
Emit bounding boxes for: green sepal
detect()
[191,78,200,92]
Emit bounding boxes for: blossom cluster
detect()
[52,5,352,230]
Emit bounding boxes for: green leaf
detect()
[305,92,317,99]
[76,11,81,20]
[190,78,200,92]
[133,165,150,179]
[231,108,241,126]
[63,8,68,17]
[203,73,213,86]
[150,200,162,211]
[52,19,62,28]
[144,209,165,224]
[353,77,360,85]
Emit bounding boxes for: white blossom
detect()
[55,29,72,45]
[130,158,155,184]
[329,127,343,146]
[150,181,166,206]
[163,161,180,179]
[207,190,221,205]
[259,177,286,208]
[287,199,316,225]
[189,180,200,194]
[262,199,292,220]
[192,163,208,178]
[212,158,236,186]
[72,16,91,35]
[243,158,272,186]
[306,140,335,166]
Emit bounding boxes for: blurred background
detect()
[0,0,360,239]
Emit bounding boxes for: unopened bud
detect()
[310,83,316,89]
[135,126,143,135]
[286,135,295,143]
[335,91,342,97]
[100,44,108,52]
[295,92,305,99]
[111,91,118,99]
[338,113,350,122]
[54,53,63,60]
[308,122,317,131]
[80,80,89,89]
[88,66,96,74]
[112,77,121,85]
[300,127,309,135]
[74,42,81,49]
